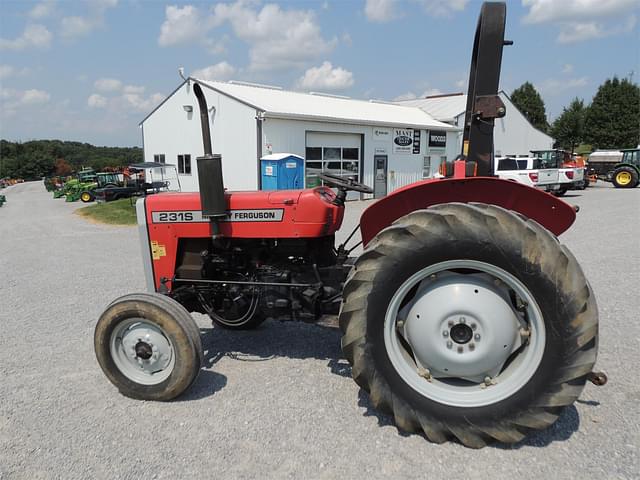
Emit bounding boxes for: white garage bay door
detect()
[305,132,362,189]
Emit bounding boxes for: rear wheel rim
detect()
[110,318,175,385]
[384,260,546,408]
[617,171,631,185]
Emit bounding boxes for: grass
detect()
[75,198,137,225]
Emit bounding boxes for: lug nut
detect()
[446,341,453,349]
[442,331,449,337]
[474,333,481,341]
[448,320,454,327]
[471,323,477,330]
[459,316,466,323]
[469,343,475,350]
[457,346,464,354]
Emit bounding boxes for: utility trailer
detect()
[94,2,606,448]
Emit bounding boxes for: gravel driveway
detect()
[0,181,638,479]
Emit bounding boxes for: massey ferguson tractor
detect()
[94,3,606,448]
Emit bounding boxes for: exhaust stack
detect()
[193,82,226,235]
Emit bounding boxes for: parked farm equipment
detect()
[0,194,6,207]
[93,163,180,202]
[94,2,606,448]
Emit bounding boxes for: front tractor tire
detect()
[95,293,203,401]
[339,203,598,448]
[611,166,639,188]
[80,191,95,203]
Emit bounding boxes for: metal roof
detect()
[194,78,457,131]
[395,93,467,122]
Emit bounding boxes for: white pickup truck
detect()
[495,157,559,188]
[495,157,583,196]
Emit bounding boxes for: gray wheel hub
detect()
[110,319,175,385]
[401,273,523,382]
[384,260,546,408]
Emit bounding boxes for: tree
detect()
[551,98,586,153]
[584,77,640,149]
[54,158,73,176]
[510,82,549,133]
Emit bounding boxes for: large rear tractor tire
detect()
[95,293,203,401]
[339,203,598,448]
[611,166,639,188]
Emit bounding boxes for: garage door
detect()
[305,132,361,188]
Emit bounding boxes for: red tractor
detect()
[94,3,605,448]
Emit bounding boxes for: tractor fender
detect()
[359,177,576,247]
[612,162,640,173]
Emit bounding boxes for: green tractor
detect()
[53,178,79,199]
[610,147,640,188]
[75,172,121,203]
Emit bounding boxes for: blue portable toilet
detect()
[260,153,305,190]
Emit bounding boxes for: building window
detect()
[177,154,191,174]
[154,154,165,164]
[422,156,431,178]
[304,146,360,187]
[305,147,322,160]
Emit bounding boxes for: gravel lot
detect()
[0,181,638,480]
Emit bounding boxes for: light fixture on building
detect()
[183,105,193,113]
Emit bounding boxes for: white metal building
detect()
[140,79,458,197]
[396,91,554,158]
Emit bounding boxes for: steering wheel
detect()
[317,173,373,194]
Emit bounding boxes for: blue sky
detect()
[1,0,638,146]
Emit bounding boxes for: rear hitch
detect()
[587,371,608,386]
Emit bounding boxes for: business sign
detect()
[413,129,421,154]
[373,128,391,140]
[428,130,447,149]
[393,128,414,154]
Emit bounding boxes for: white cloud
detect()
[60,16,94,38]
[0,65,15,80]
[29,0,56,19]
[364,0,401,23]
[94,78,123,92]
[157,2,337,71]
[3,88,51,105]
[192,61,237,81]
[455,79,466,90]
[417,0,468,17]
[393,88,443,101]
[562,63,574,74]
[523,0,637,24]
[393,92,418,101]
[523,0,638,43]
[121,92,165,113]
[538,77,589,95]
[158,5,209,47]
[557,15,636,43]
[0,65,30,80]
[297,62,354,90]
[212,2,337,71]
[0,24,52,50]
[88,93,108,108]
[60,0,118,39]
[123,85,145,94]
[22,89,50,104]
[365,0,467,22]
